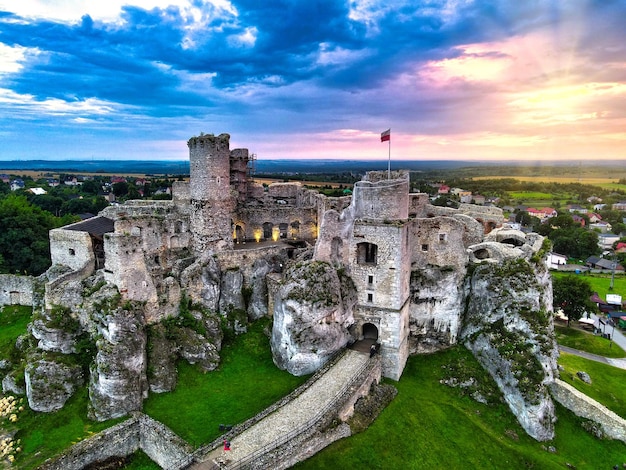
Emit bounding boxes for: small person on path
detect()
[370,343,377,358]
[223,439,231,451]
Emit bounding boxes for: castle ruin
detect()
[3,133,559,442]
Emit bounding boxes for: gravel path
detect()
[191,349,369,469]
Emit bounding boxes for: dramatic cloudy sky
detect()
[0,0,625,161]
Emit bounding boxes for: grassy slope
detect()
[4,304,626,469]
[0,305,31,358]
[295,347,626,470]
[558,352,626,418]
[555,325,625,358]
[142,319,308,447]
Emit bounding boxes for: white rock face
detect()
[88,306,148,421]
[25,359,84,412]
[462,255,558,441]
[271,261,356,375]
[408,267,466,353]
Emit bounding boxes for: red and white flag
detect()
[380,129,390,142]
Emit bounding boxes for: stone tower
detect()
[188,133,234,254]
[349,171,411,380]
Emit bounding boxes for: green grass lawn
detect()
[508,191,558,200]
[5,304,626,470]
[551,271,626,301]
[0,305,31,359]
[558,352,626,419]
[555,325,625,358]
[295,347,626,470]
[0,305,123,470]
[142,318,308,447]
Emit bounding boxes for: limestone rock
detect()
[577,371,592,384]
[247,259,272,320]
[409,267,467,353]
[88,306,148,421]
[29,306,81,354]
[25,359,84,412]
[219,268,245,314]
[271,260,356,375]
[173,326,220,371]
[2,372,25,395]
[180,255,221,312]
[146,323,178,393]
[462,257,558,441]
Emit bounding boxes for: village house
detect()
[526,207,557,220]
[547,252,568,269]
[589,221,611,233]
[10,179,24,191]
[588,213,603,223]
[570,214,584,226]
[567,204,588,214]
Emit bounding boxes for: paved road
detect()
[559,312,626,369]
[558,345,626,369]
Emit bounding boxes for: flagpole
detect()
[387,128,391,179]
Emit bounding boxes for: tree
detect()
[550,227,599,260]
[0,194,62,275]
[553,275,596,326]
[112,181,129,197]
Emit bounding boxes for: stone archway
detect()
[362,322,379,341]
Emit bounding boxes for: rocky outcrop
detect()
[247,259,273,320]
[271,260,356,375]
[147,307,223,392]
[408,266,467,353]
[180,255,221,313]
[88,305,148,421]
[30,306,81,354]
[146,324,178,393]
[219,268,245,314]
[174,327,220,371]
[25,358,84,412]
[461,252,558,441]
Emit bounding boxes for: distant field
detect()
[508,191,557,200]
[0,169,153,179]
[473,175,626,190]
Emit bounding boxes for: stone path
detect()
[190,349,370,469]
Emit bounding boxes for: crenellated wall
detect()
[352,172,409,220]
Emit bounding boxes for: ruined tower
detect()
[348,171,411,380]
[188,133,234,253]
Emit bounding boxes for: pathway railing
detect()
[222,353,379,469]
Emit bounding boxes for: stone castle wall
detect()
[0,274,34,307]
[410,216,472,269]
[38,413,192,470]
[353,176,409,220]
[49,227,95,271]
[550,379,626,443]
[349,221,410,311]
